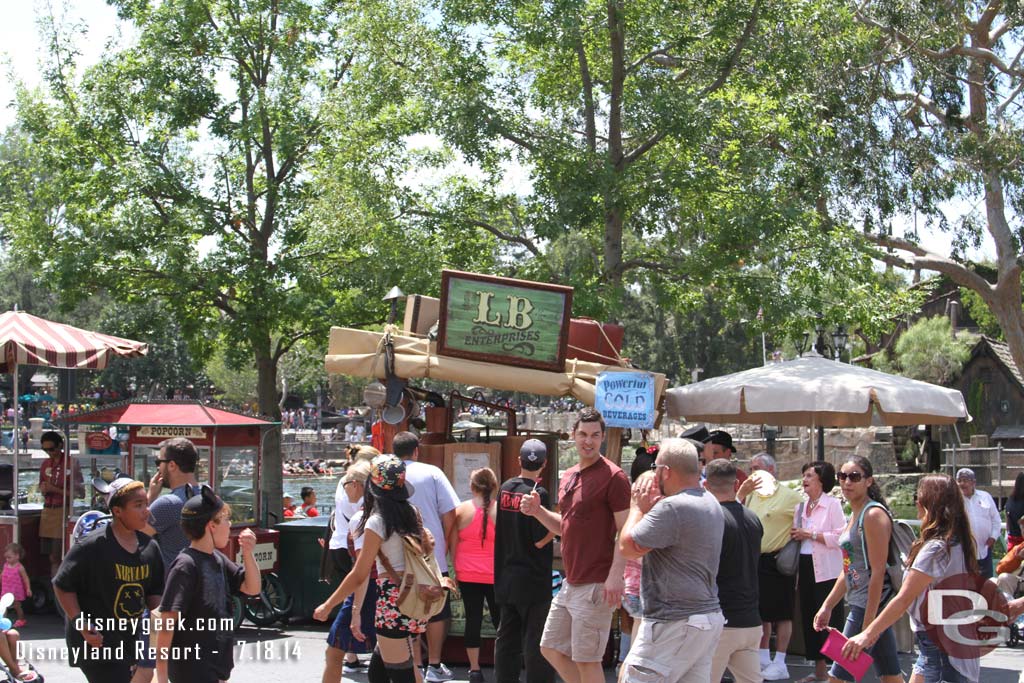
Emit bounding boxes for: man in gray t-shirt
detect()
[621,438,725,683]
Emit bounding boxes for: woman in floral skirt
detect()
[315,455,431,683]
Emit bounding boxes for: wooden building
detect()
[957,336,1024,439]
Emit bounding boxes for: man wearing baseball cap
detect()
[494,439,557,683]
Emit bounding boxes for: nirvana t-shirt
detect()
[717,500,763,628]
[494,477,552,604]
[159,548,246,681]
[52,525,165,667]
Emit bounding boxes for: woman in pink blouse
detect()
[790,461,847,683]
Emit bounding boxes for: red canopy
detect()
[0,310,148,372]
[62,401,274,427]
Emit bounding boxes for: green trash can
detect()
[274,516,338,621]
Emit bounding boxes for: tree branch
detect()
[407,209,541,256]
[863,233,995,297]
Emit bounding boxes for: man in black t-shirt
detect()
[705,459,764,683]
[53,478,165,683]
[494,439,557,683]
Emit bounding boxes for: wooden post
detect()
[607,427,623,466]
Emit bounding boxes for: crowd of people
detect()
[33,408,1024,683]
[314,409,1024,683]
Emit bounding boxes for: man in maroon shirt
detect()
[520,408,631,683]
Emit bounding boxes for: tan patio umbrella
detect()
[0,310,148,543]
[665,355,969,456]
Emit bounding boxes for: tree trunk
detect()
[603,0,626,287]
[254,334,283,525]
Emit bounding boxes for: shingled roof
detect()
[970,336,1024,393]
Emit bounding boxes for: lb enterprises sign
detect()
[595,371,657,429]
[437,270,573,372]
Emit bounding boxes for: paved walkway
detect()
[17,615,1024,683]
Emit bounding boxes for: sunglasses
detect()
[155,458,172,464]
[42,447,60,453]
[837,471,865,483]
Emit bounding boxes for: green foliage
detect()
[204,348,258,408]
[959,287,1004,339]
[875,316,972,385]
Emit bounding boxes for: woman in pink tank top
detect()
[452,468,500,683]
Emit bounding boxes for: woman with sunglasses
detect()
[812,456,902,683]
[841,474,1024,682]
[791,461,846,683]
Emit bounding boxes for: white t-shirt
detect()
[329,481,362,550]
[349,509,365,551]
[403,459,460,570]
[365,511,405,574]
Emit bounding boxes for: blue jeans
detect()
[829,604,902,681]
[913,630,970,683]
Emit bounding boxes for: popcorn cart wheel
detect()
[242,573,292,627]
[226,526,292,628]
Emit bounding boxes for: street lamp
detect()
[795,316,848,362]
[383,286,405,325]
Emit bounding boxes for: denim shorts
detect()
[829,604,902,680]
[912,630,973,683]
[622,593,642,618]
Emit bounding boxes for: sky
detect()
[0,1,997,267]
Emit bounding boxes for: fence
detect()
[941,444,1024,501]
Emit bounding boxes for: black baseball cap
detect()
[520,439,547,471]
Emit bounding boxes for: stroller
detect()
[0,593,42,682]
[997,562,1024,646]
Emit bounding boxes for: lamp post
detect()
[795,316,850,459]
[383,286,405,326]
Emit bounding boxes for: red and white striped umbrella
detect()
[0,310,148,371]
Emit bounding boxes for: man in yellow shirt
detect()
[738,453,801,681]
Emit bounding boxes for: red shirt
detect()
[558,457,631,585]
[40,456,80,507]
[300,504,319,517]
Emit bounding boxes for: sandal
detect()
[14,671,39,681]
[795,675,827,683]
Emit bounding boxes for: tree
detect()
[823,0,1024,377]
[871,316,971,385]
[0,0,430,515]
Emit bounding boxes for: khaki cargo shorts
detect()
[539,581,614,663]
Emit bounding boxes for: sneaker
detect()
[762,662,790,681]
[343,659,368,674]
[425,664,455,682]
[12,620,25,628]
[468,670,485,683]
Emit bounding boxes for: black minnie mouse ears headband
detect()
[181,484,224,522]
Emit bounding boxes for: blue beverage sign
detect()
[595,372,656,429]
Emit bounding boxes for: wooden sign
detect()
[138,426,207,439]
[437,270,573,372]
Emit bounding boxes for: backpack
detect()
[857,501,916,599]
[377,530,455,621]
